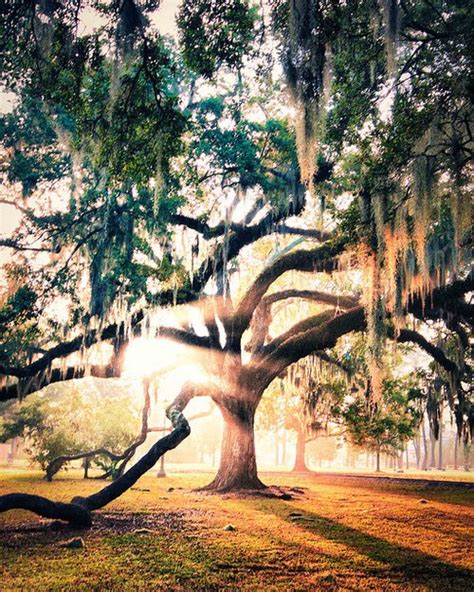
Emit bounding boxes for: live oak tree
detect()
[0,0,472,523]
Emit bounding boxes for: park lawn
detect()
[0,470,473,591]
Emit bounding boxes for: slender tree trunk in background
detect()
[156,454,166,478]
[422,419,428,470]
[203,397,264,491]
[376,447,381,473]
[274,431,279,466]
[413,434,420,469]
[397,450,403,471]
[7,438,17,464]
[405,445,409,470]
[463,442,471,472]
[430,427,436,468]
[83,457,90,479]
[292,428,309,472]
[437,419,443,470]
[454,435,458,470]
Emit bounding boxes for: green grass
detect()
[1,470,473,591]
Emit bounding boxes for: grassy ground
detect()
[1,469,473,591]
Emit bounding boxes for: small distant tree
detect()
[0,388,139,478]
[336,380,420,472]
[306,435,339,469]
[0,396,81,471]
[258,355,348,472]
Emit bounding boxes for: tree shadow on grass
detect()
[256,504,473,591]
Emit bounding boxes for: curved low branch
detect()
[45,447,124,482]
[0,384,194,526]
[0,493,93,527]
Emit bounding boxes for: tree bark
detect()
[454,434,458,470]
[376,447,381,472]
[437,418,443,470]
[413,433,420,469]
[281,430,287,465]
[430,426,436,468]
[202,397,264,491]
[274,431,279,466]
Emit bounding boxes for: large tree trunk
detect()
[292,427,309,472]
[203,397,264,491]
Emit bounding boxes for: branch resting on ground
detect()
[0,384,195,527]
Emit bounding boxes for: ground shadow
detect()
[250,502,473,591]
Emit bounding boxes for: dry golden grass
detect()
[1,469,473,591]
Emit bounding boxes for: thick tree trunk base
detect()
[200,474,266,493]
[292,465,310,473]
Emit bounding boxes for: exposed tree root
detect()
[198,484,304,501]
[199,475,267,494]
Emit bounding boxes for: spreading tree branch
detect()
[0,383,195,526]
[232,238,348,346]
[245,306,366,395]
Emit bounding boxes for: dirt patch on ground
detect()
[1,510,196,548]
